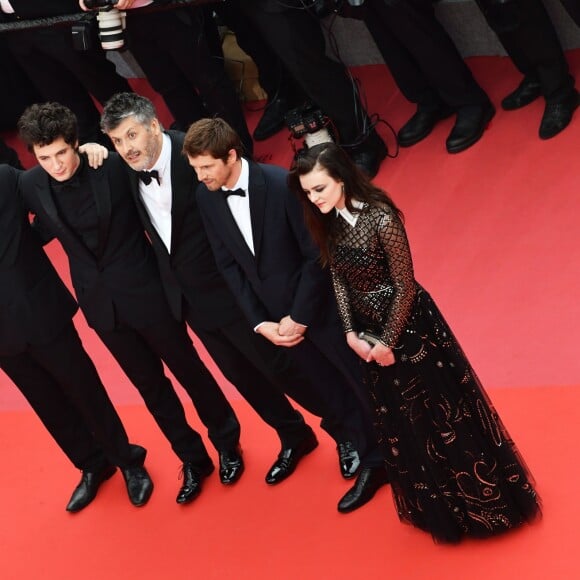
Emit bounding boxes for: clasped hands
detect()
[346,331,395,367]
[257,315,306,347]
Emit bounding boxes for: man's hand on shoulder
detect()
[78,143,109,169]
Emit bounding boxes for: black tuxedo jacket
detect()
[196,160,333,329]
[126,130,240,330]
[0,164,77,356]
[19,154,173,332]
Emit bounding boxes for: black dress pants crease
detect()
[364,0,489,108]
[125,8,253,153]
[476,0,575,101]
[192,314,314,449]
[241,3,366,143]
[96,316,240,467]
[0,322,144,471]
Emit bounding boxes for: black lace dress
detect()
[330,201,540,543]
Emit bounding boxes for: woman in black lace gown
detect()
[288,143,540,543]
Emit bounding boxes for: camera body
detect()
[285,103,333,149]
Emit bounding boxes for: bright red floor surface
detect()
[1,52,580,578]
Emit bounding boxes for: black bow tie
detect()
[138,169,160,185]
[223,188,246,198]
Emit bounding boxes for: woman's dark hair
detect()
[288,142,402,265]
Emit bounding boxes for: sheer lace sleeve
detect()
[331,267,354,333]
[376,206,415,347]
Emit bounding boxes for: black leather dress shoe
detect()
[121,465,154,507]
[539,91,579,139]
[342,130,387,178]
[66,464,116,513]
[398,104,454,147]
[337,466,389,514]
[176,461,214,504]
[501,76,542,111]
[253,97,290,141]
[337,441,360,479]
[446,102,495,154]
[219,446,244,485]
[265,432,318,485]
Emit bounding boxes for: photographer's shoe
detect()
[253,97,290,141]
[501,76,542,111]
[342,131,387,178]
[539,91,579,139]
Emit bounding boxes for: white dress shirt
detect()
[222,158,254,254]
[138,133,173,252]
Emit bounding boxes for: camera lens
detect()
[96,9,125,50]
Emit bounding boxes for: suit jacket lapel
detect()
[34,173,96,263]
[247,161,266,258]
[168,132,189,254]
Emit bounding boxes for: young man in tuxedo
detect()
[100,92,363,488]
[17,102,242,506]
[183,118,389,513]
[0,163,152,512]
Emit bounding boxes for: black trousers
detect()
[4,25,131,144]
[125,7,253,154]
[286,318,380,463]
[213,0,304,104]
[561,0,580,25]
[240,2,368,143]
[0,322,144,471]
[96,315,240,468]
[363,0,489,108]
[476,0,574,101]
[191,312,314,449]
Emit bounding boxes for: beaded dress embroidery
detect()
[330,202,540,543]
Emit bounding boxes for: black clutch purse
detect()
[357,331,383,346]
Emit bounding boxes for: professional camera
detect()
[285,103,334,153]
[84,0,126,51]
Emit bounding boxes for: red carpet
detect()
[1,52,580,578]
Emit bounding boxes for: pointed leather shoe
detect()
[66,464,116,513]
[265,432,318,485]
[501,76,542,111]
[446,102,495,154]
[121,465,154,507]
[337,441,360,479]
[539,91,579,139]
[253,97,289,141]
[342,130,387,178]
[176,460,214,504]
[397,104,454,147]
[337,466,389,513]
[219,446,244,485]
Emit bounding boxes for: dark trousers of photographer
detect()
[124,6,253,154]
[4,25,131,143]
